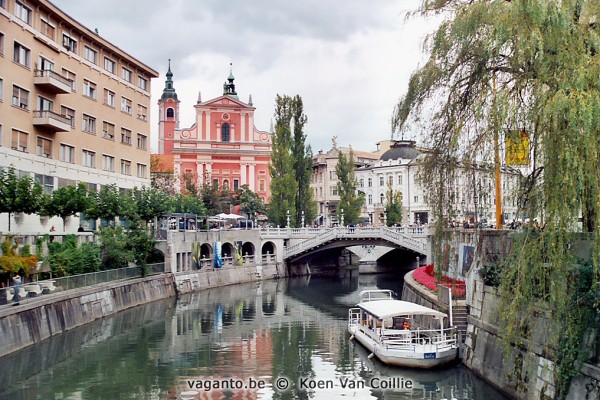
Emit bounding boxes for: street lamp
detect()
[286,209,290,228]
[383,211,387,227]
[340,208,344,227]
[301,210,305,228]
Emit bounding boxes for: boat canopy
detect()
[357,300,448,320]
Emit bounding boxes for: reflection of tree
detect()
[271,324,319,400]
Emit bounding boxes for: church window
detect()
[166,107,174,118]
[221,123,230,142]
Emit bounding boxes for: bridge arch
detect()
[242,242,255,256]
[261,241,276,256]
[200,243,212,259]
[221,242,234,257]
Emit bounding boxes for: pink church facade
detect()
[156,63,272,201]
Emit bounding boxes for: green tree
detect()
[0,168,43,231]
[85,184,122,225]
[335,149,364,225]
[97,226,134,270]
[150,154,177,195]
[290,95,317,227]
[385,182,403,226]
[239,185,267,220]
[172,193,206,215]
[200,179,221,215]
[268,94,298,227]
[396,1,600,396]
[44,183,90,231]
[127,186,173,225]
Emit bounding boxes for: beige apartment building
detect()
[0,0,158,232]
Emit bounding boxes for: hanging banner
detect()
[233,241,244,266]
[191,242,202,269]
[505,130,530,166]
[213,241,223,268]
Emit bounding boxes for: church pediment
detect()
[199,95,253,109]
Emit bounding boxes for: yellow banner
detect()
[506,130,530,166]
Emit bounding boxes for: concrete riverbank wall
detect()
[0,263,287,359]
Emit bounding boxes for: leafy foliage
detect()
[399,1,600,396]
[0,237,38,277]
[385,182,403,226]
[335,149,364,225]
[269,94,300,227]
[239,185,267,219]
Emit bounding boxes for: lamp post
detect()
[286,209,290,228]
[383,211,387,227]
[340,208,344,227]
[301,210,305,228]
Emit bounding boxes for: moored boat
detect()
[348,289,458,368]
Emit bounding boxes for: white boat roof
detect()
[357,300,448,319]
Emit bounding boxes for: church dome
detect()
[379,140,420,161]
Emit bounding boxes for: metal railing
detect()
[33,109,72,125]
[34,68,74,87]
[0,263,164,306]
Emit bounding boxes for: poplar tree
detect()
[397,1,600,396]
[335,149,364,225]
[268,95,297,227]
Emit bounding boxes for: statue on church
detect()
[332,135,338,148]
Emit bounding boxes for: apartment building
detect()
[0,0,158,232]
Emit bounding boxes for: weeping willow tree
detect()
[394,0,599,397]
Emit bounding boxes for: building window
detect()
[104,89,115,107]
[61,106,75,128]
[11,129,28,152]
[222,180,229,190]
[121,97,132,114]
[388,176,393,185]
[35,174,54,194]
[414,195,418,203]
[104,57,116,74]
[360,179,364,188]
[82,114,96,133]
[330,186,338,196]
[259,180,266,192]
[15,1,32,25]
[122,67,132,83]
[60,144,75,163]
[83,80,96,99]
[84,46,97,64]
[40,18,55,39]
[36,137,52,158]
[166,108,174,118]
[0,78,3,101]
[137,104,147,121]
[138,76,147,90]
[0,32,4,55]
[61,68,76,91]
[136,133,147,150]
[120,128,131,145]
[13,42,30,67]
[58,178,76,188]
[62,33,77,53]
[136,163,147,178]
[102,121,115,140]
[221,123,230,142]
[12,85,29,109]
[102,155,115,172]
[368,195,372,205]
[38,96,53,111]
[379,176,384,186]
[380,193,385,204]
[213,179,219,188]
[38,56,54,71]
[233,179,239,190]
[82,149,95,168]
[121,159,131,175]
[398,175,403,185]
[368,178,372,187]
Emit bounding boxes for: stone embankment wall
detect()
[0,263,288,359]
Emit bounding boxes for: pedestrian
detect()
[12,274,21,306]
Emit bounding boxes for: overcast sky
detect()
[52,0,443,154]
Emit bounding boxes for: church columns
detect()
[249,163,256,191]
[205,112,211,140]
[241,113,246,142]
[241,163,247,186]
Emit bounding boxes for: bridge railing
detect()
[260,225,430,239]
[283,226,429,259]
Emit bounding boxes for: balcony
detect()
[33,110,72,132]
[34,69,73,94]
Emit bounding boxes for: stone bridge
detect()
[157,226,432,274]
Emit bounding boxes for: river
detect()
[0,272,509,399]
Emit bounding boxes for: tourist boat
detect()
[348,289,458,368]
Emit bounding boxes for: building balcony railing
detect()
[34,69,73,94]
[33,110,72,132]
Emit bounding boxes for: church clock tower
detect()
[158,60,180,154]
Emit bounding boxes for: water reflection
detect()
[0,275,508,400]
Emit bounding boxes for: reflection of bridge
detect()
[160,226,431,273]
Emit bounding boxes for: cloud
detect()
[52,0,441,153]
